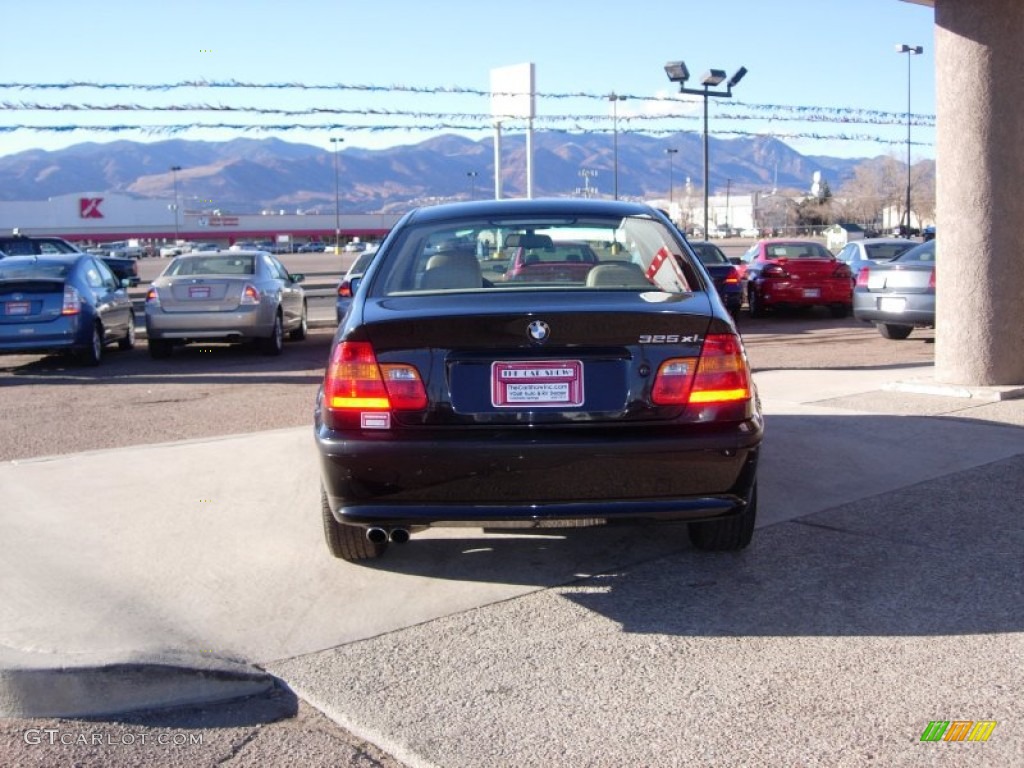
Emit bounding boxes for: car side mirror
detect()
[290,273,305,283]
[728,257,742,266]
[349,276,361,295]
[120,278,132,289]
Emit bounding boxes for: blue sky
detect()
[0,0,935,161]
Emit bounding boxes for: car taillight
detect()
[762,264,788,278]
[145,287,160,306]
[61,285,81,315]
[324,341,427,424]
[832,262,852,279]
[337,280,353,299]
[650,334,752,407]
[689,334,753,405]
[856,267,870,287]
[723,267,740,284]
[240,284,260,305]
[928,269,936,289]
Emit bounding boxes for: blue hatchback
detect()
[0,253,136,365]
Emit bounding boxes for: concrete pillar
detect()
[934,0,1024,385]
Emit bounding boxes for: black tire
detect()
[829,303,851,318]
[321,487,386,561]
[261,312,284,355]
[118,312,137,350]
[148,339,173,359]
[289,302,308,341]
[748,286,766,318]
[878,323,913,340]
[77,323,103,366]
[688,483,757,551]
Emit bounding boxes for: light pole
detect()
[666,148,678,204]
[608,93,627,200]
[466,171,478,200]
[330,137,343,253]
[169,165,182,241]
[664,61,747,239]
[896,44,923,236]
[725,178,732,233]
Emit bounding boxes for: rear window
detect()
[893,241,936,264]
[691,243,729,265]
[373,214,700,296]
[766,243,833,259]
[865,243,914,260]
[166,256,255,276]
[0,261,72,280]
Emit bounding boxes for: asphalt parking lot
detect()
[4,257,1024,766]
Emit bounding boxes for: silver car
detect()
[852,239,936,339]
[144,250,307,358]
[835,237,917,282]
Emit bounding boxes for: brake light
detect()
[61,285,81,315]
[650,334,752,407]
[337,280,353,299]
[241,284,260,305]
[723,267,740,284]
[762,264,788,278]
[832,262,852,279]
[324,341,427,422]
[689,334,753,404]
[856,267,870,287]
[145,287,160,306]
[928,269,936,289]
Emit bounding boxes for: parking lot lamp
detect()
[664,62,747,239]
[170,165,182,241]
[896,44,923,236]
[330,138,343,253]
[466,170,478,200]
[666,148,678,204]
[608,93,627,200]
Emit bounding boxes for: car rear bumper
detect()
[0,317,85,353]
[853,293,935,325]
[145,306,271,339]
[316,422,761,528]
[758,280,851,306]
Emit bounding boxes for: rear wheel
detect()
[148,339,173,359]
[261,312,284,355]
[878,323,913,340]
[118,312,137,350]
[289,302,308,341]
[77,323,103,366]
[747,286,766,318]
[688,483,757,551]
[321,487,386,561]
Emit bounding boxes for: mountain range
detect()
[0,133,874,214]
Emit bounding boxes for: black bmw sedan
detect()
[315,198,763,561]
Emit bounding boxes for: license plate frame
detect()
[188,285,212,299]
[5,301,30,315]
[802,288,821,299]
[491,360,584,408]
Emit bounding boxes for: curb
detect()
[0,648,274,718]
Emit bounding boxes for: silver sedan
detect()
[144,250,307,358]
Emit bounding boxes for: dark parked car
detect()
[834,238,917,283]
[315,198,763,561]
[853,238,936,339]
[335,248,378,323]
[0,252,135,364]
[741,239,853,317]
[688,240,744,315]
[0,235,140,287]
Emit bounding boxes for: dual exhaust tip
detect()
[366,527,409,544]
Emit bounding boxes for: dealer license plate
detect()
[5,301,30,315]
[491,360,584,407]
[879,297,906,313]
[802,288,821,298]
[188,286,211,299]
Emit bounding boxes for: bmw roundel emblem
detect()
[527,320,550,343]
